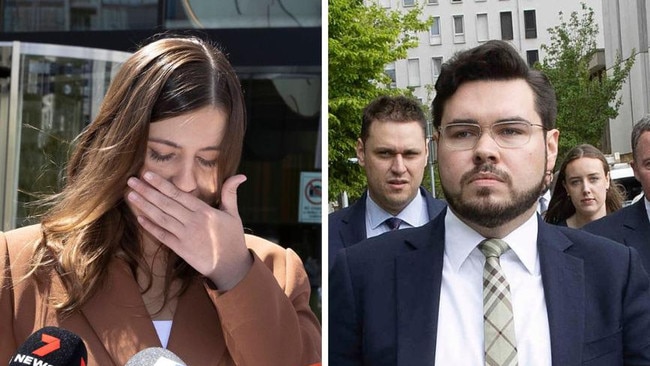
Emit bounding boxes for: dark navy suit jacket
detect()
[584,199,650,272]
[329,209,650,365]
[328,187,446,270]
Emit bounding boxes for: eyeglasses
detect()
[438,121,546,150]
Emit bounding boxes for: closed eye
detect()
[149,149,174,162]
[198,157,219,168]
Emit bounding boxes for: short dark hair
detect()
[432,40,556,130]
[360,95,427,142]
[631,115,650,161]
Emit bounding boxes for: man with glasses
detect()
[329,40,650,365]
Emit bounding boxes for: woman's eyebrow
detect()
[148,137,221,151]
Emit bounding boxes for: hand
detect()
[127,171,252,291]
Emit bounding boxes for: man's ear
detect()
[546,129,560,173]
[356,138,365,167]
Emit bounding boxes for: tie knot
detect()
[384,217,403,231]
[479,238,510,258]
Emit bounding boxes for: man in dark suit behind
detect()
[328,95,446,270]
[329,40,650,365]
[584,115,650,271]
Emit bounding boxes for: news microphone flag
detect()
[9,326,87,366]
[124,348,186,366]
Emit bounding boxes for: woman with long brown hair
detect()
[0,35,321,365]
[545,144,624,228]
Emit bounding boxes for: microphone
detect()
[9,326,88,366]
[124,348,186,366]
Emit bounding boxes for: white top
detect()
[365,190,429,238]
[644,197,650,224]
[434,209,552,365]
[152,320,173,349]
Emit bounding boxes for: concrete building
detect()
[379,0,604,121]
[602,0,650,154]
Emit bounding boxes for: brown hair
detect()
[26,35,246,315]
[360,95,427,143]
[432,40,556,131]
[545,144,624,225]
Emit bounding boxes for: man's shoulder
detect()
[584,202,644,233]
[546,223,631,259]
[343,217,443,262]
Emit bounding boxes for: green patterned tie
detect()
[479,239,518,366]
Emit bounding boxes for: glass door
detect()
[1,42,130,230]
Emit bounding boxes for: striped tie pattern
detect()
[384,217,402,231]
[479,238,518,366]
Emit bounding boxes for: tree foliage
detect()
[328,0,430,202]
[535,3,635,163]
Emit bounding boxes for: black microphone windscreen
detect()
[9,326,88,366]
[124,348,186,366]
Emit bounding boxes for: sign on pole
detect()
[298,172,321,223]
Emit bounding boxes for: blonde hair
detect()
[25,35,246,315]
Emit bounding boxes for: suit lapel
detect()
[80,259,158,365]
[167,280,226,365]
[537,222,585,366]
[395,216,445,365]
[624,200,650,247]
[340,192,368,247]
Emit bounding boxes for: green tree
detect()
[328,0,431,202]
[535,3,635,162]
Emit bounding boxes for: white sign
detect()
[298,172,321,223]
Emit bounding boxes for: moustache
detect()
[460,164,510,185]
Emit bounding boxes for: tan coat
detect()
[0,225,321,365]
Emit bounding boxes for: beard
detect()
[442,163,545,228]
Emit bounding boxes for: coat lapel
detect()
[537,222,585,366]
[80,259,158,365]
[395,215,445,365]
[167,280,226,365]
[340,192,368,247]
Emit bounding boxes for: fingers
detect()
[137,171,201,211]
[219,174,247,217]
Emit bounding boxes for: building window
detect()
[385,62,396,88]
[451,0,462,3]
[430,16,441,44]
[427,0,439,4]
[500,11,513,40]
[431,57,443,78]
[526,50,539,67]
[407,58,421,87]
[453,15,465,43]
[476,13,488,42]
[403,0,415,6]
[524,10,537,39]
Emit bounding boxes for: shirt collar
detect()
[444,209,539,275]
[366,189,427,230]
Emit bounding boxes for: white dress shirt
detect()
[644,197,650,224]
[364,190,429,238]
[434,209,552,365]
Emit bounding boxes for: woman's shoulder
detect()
[1,224,42,259]
[0,225,43,283]
[2,224,42,243]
